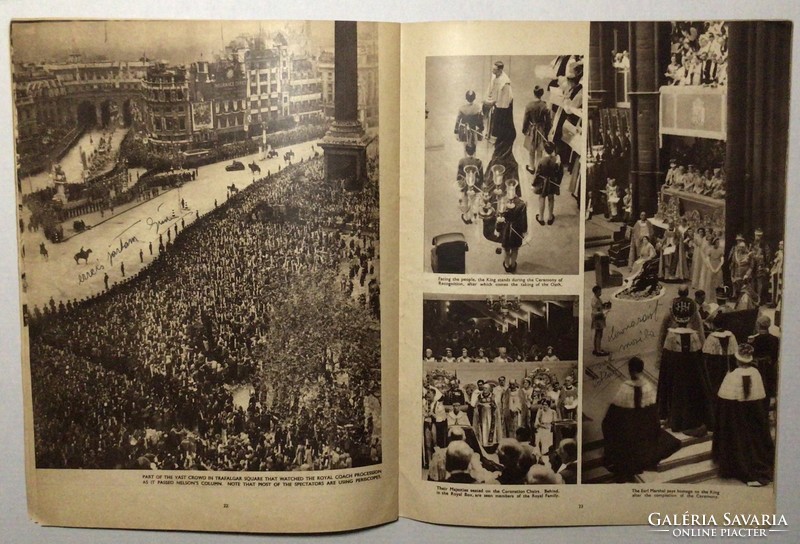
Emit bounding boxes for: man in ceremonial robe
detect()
[657,295,711,435]
[712,344,774,487]
[628,212,654,270]
[492,376,507,436]
[657,285,707,354]
[558,375,579,421]
[602,357,682,482]
[749,315,780,402]
[548,57,583,195]
[484,61,514,143]
[502,380,525,438]
[701,328,738,426]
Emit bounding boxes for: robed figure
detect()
[657,325,710,434]
[481,138,521,244]
[701,330,738,426]
[712,344,774,486]
[628,213,654,270]
[473,385,500,447]
[603,358,681,481]
[502,383,526,438]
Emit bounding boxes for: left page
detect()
[13,19,399,533]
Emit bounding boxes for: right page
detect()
[399,20,787,528]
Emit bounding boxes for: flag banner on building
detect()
[191,101,214,131]
[659,85,727,141]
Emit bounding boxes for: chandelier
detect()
[485,295,521,316]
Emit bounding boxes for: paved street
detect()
[21,138,322,310]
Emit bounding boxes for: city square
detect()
[14,20,383,472]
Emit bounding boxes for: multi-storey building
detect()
[318,51,335,118]
[141,63,192,151]
[233,34,291,137]
[288,55,322,121]
[188,58,248,146]
[12,57,147,176]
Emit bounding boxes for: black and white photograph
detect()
[421,294,579,484]
[424,55,583,275]
[14,20,383,471]
[582,21,788,486]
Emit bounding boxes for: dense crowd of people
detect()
[665,21,728,86]
[423,370,578,484]
[29,154,382,471]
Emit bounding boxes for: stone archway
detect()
[77,100,97,127]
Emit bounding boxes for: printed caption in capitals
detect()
[437,276,564,289]
[141,470,382,488]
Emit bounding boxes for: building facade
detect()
[188,58,248,147]
[142,63,192,151]
[288,55,322,121]
[12,57,147,176]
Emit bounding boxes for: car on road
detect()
[225,160,245,172]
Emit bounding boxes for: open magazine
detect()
[11,19,789,532]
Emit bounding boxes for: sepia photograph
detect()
[424,55,583,275]
[421,294,579,485]
[582,21,788,486]
[14,20,383,471]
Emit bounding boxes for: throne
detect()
[607,225,630,267]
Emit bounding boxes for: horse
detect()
[248,162,261,175]
[228,184,239,195]
[74,247,93,264]
[39,243,48,260]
